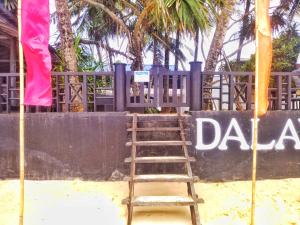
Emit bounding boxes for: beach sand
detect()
[0,179,299,225]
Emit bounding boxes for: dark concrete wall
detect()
[0,112,127,180]
[190,111,300,181]
[0,111,299,181]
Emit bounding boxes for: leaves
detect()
[3,0,17,11]
[238,25,300,72]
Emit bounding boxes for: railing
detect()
[202,71,300,111]
[113,63,200,111]
[126,70,190,108]
[0,73,20,113]
[0,71,114,113]
[1,62,300,113]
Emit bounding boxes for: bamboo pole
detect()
[251,0,260,224]
[17,0,25,225]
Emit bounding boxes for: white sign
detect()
[134,71,150,82]
[196,118,300,151]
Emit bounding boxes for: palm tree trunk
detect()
[130,36,143,101]
[204,1,235,72]
[236,0,251,64]
[131,32,143,70]
[194,28,199,62]
[96,42,107,91]
[164,33,170,70]
[204,0,235,109]
[105,36,113,71]
[162,33,171,112]
[55,0,83,112]
[153,38,159,65]
[95,43,102,66]
[174,29,180,71]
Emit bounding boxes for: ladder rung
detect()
[125,174,199,182]
[125,156,195,163]
[126,140,192,146]
[122,196,198,206]
[127,127,181,132]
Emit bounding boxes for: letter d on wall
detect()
[196,118,221,150]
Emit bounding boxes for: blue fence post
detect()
[114,63,126,112]
[190,61,202,111]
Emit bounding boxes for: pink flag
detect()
[21,0,52,106]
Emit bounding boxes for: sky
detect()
[48,0,300,70]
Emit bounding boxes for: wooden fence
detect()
[202,71,300,111]
[1,62,300,113]
[0,71,114,113]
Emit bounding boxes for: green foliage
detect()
[231,26,300,72]
[240,54,255,71]
[272,32,300,72]
[164,0,213,32]
[74,36,104,72]
[53,35,104,72]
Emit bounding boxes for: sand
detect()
[0,179,299,225]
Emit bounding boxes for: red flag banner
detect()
[256,0,272,116]
[21,0,52,106]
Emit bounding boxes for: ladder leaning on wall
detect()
[122,113,201,225]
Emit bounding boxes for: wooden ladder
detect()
[123,113,201,225]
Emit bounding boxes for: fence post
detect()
[0,77,2,113]
[276,75,282,110]
[190,61,202,111]
[287,75,291,110]
[114,63,126,112]
[82,75,88,112]
[246,74,253,110]
[228,74,234,110]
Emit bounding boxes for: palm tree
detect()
[205,0,300,110]
[82,0,214,70]
[236,0,251,64]
[71,0,119,70]
[202,0,236,109]
[204,0,235,72]
[236,0,300,66]
[277,0,300,23]
[55,0,77,72]
[55,0,83,112]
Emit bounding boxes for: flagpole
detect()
[17,0,25,225]
[251,0,259,224]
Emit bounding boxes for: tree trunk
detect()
[161,33,172,113]
[194,28,199,62]
[55,0,83,112]
[236,0,251,64]
[203,0,235,109]
[153,38,159,65]
[174,29,180,71]
[204,1,235,72]
[164,33,170,70]
[95,43,102,67]
[129,36,143,102]
[105,36,113,71]
[96,42,107,87]
[234,0,251,111]
[131,33,143,70]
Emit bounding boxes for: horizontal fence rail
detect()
[0,72,114,113]
[202,71,300,111]
[1,67,300,113]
